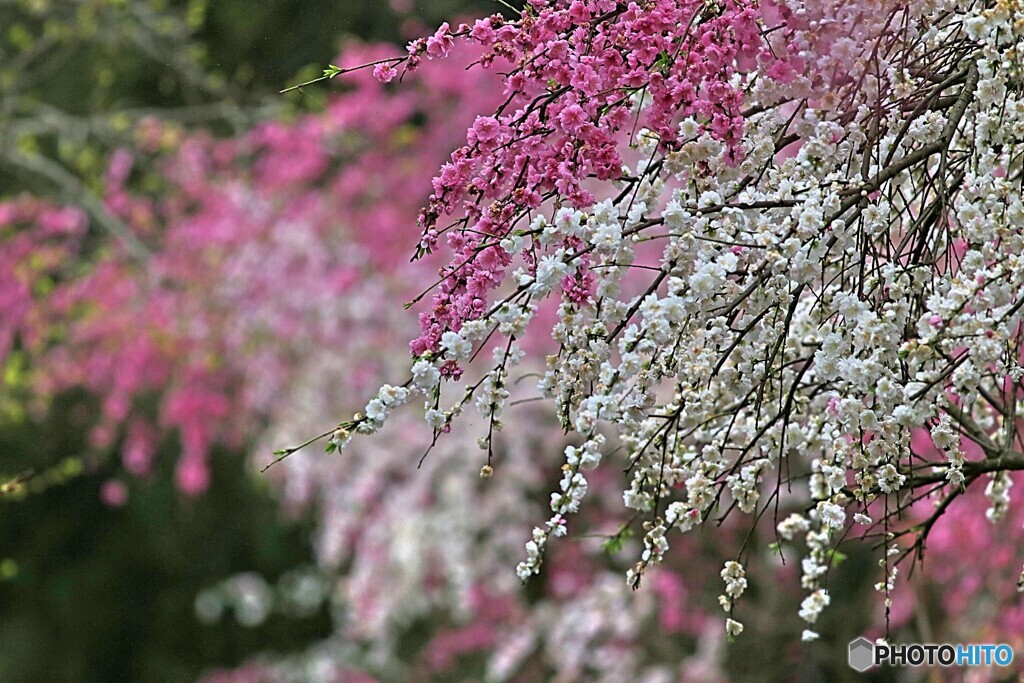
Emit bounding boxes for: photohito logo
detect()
[848,637,874,672]
[848,637,1014,671]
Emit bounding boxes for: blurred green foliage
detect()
[0,392,330,682]
[196,0,490,92]
[0,0,490,208]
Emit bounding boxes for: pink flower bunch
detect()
[0,42,502,494]
[0,198,87,365]
[395,0,772,357]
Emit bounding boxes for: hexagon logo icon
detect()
[849,637,875,672]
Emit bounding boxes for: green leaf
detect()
[827,549,848,567]
[601,526,634,555]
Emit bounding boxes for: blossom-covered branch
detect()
[304,0,1024,640]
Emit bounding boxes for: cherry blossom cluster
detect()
[313,0,1024,640]
[256,360,734,681]
[397,0,766,358]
